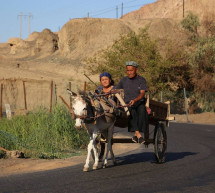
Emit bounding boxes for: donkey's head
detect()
[67,89,87,129]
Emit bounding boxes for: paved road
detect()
[0,123,215,193]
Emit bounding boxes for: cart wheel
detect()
[154,122,167,163]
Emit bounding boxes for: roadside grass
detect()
[0,105,89,159]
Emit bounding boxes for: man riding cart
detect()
[116,61,149,144]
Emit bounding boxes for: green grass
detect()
[0,105,89,159]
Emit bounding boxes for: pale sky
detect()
[0,0,157,43]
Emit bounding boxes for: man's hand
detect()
[129,90,146,106]
[129,99,135,106]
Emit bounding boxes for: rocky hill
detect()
[0,0,213,84]
[58,18,132,60]
[122,0,215,21]
[2,0,214,63]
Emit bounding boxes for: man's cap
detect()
[126,61,139,68]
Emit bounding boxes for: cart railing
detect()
[145,95,175,126]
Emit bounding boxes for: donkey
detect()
[67,89,117,172]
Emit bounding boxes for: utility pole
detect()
[116,6,118,19]
[17,12,32,38]
[28,12,33,35]
[183,88,190,123]
[18,12,23,39]
[121,2,123,17]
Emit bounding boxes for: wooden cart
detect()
[99,96,175,164]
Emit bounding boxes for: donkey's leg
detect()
[108,125,116,165]
[83,135,93,172]
[99,131,107,162]
[92,132,99,170]
[109,140,117,165]
[103,125,115,168]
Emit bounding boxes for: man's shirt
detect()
[116,75,148,103]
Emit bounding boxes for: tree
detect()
[189,37,215,92]
[88,28,190,94]
[181,12,200,40]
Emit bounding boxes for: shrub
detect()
[181,12,200,40]
[88,28,190,94]
[0,105,89,159]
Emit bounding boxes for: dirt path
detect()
[0,143,140,176]
[173,112,215,125]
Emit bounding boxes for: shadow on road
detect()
[165,152,197,162]
[115,152,197,166]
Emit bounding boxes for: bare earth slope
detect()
[0,17,187,89]
[58,18,132,60]
[122,0,215,21]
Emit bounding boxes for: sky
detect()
[0,0,157,43]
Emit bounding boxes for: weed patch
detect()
[0,105,89,159]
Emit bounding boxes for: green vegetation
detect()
[88,13,215,113]
[0,105,89,159]
[181,11,200,40]
[89,28,189,94]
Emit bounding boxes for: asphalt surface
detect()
[0,123,215,193]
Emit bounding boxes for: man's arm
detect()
[129,90,145,106]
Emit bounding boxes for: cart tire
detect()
[154,122,167,163]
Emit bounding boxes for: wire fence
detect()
[0,79,78,118]
[0,79,214,119]
[150,90,215,114]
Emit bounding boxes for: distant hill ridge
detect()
[2,0,214,62]
[122,0,215,21]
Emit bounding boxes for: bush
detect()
[87,23,215,113]
[188,37,215,92]
[88,28,190,94]
[0,105,89,159]
[181,12,200,40]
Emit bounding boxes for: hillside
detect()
[122,0,215,21]
[58,18,132,60]
[0,0,213,85]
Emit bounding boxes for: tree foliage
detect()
[87,18,215,112]
[89,28,189,94]
[181,11,200,40]
[188,37,215,92]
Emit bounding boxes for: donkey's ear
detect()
[67,89,77,96]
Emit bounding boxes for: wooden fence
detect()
[0,78,79,119]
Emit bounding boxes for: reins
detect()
[75,112,106,120]
[59,95,108,121]
[59,91,130,123]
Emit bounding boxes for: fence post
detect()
[50,81,53,113]
[69,82,72,108]
[183,88,190,123]
[23,81,27,110]
[0,84,3,119]
[160,91,163,102]
[55,83,57,105]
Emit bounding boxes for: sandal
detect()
[138,137,145,144]
[132,136,138,143]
